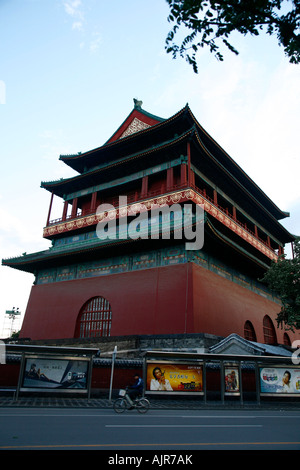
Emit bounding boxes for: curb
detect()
[1,396,300,411]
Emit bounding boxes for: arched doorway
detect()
[74,296,112,338]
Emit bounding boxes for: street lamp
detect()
[5,307,21,336]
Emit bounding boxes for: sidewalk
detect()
[1,395,300,410]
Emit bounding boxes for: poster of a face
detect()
[22,358,89,390]
[146,362,203,393]
[224,366,240,395]
[260,367,300,395]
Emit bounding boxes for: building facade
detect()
[2,100,297,346]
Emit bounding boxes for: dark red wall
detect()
[20,262,299,344]
[0,363,20,387]
[191,263,296,344]
[20,264,190,340]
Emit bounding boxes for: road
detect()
[0,407,299,452]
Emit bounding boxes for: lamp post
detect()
[5,307,21,336]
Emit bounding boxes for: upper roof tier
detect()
[47,100,289,223]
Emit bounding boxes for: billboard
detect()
[20,356,90,392]
[224,365,240,396]
[259,366,300,396]
[146,362,203,394]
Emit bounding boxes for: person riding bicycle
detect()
[127,374,144,401]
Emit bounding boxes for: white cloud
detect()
[63,0,84,31]
[63,0,82,18]
[89,32,102,53]
[72,21,83,31]
[62,1,102,52]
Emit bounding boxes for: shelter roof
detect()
[209,333,292,357]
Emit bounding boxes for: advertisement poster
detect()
[224,366,240,395]
[146,362,203,394]
[260,367,300,396]
[22,357,89,390]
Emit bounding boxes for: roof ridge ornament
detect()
[133,98,143,109]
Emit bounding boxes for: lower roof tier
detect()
[2,212,278,284]
[1,238,281,315]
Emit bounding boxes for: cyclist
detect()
[113,375,149,413]
[127,374,144,402]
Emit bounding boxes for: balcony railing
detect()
[47,182,277,254]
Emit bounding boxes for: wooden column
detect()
[62,200,68,221]
[187,141,191,187]
[71,198,78,219]
[46,192,54,226]
[213,190,218,206]
[90,191,97,213]
[180,163,187,186]
[141,176,148,198]
[166,167,174,191]
[190,170,195,187]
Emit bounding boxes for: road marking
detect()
[106,424,262,428]
[0,412,299,418]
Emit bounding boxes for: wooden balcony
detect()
[43,181,279,261]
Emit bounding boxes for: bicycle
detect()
[113,388,150,413]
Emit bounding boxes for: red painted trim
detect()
[106,109,162,143]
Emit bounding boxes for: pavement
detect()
[1,394,300,410]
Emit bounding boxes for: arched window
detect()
[263,315,277,345]
[244,321,257,342]
[283,332,291,346]
[75,296,112,338]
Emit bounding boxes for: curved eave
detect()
[193,130,294,244]
[41,128,194,198]
[2,213,274,277]
[1,237,136,274]
[59,105,189,173]
[186,107,288,221]
[205,217,271,271]
[59,104,287,221]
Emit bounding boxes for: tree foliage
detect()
[261,238,300,332]
[165,0,300,72]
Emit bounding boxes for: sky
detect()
[0,0,299,337]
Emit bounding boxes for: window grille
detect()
[75,296,112,338]
[244,320,257,342]
[263,315,277,345]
